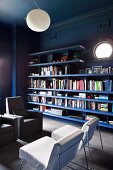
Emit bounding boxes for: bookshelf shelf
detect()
[28,101,113,116]
[27,109,113,129]
[28,93,113,103]
[28,59,84,67]
[28,45,85,56]
[28,45,113,129]
[28,88,113,94]
[28,73,113,78]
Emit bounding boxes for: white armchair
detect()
[52,117,103,169]
[19,130,83,170]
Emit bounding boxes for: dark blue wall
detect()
[16,26,40,104]
[40,5,113,54]
[0,24,40,113]
[0,24,12,113]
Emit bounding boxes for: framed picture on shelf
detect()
[92,66,102,74]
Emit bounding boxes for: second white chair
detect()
[51,117,103,169]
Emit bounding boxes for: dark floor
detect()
[0,116,113,170]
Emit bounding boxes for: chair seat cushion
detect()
[19,136,56,170]
[52,125,79,141]
[0,124,13,135]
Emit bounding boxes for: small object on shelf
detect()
[97,103,108,112]
[79,69,86,74]
[28,58,40,65]
[85,115,96,121]
[73,52,79,60]
[101,67,109,74]
[61,55,68,61]
[92,66,102,74]
[51,108,63,116]
[86,68,93,74]
[109,121,113,125]
[33,107,39,111]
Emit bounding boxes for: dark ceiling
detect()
[0,0,113,26]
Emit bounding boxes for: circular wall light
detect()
[26,9,51,32]
[93,41,113,59]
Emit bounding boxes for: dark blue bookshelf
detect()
[28,45,113,129]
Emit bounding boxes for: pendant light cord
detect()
[33,0,40,9]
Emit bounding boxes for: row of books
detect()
[87,80,113,91]
[29,79,46,88]
[29,79,86,90]
[40,66,68,75]
[87,102,108,112]
[29,78,113,91]
[29,96,86,109]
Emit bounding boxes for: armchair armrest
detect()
[27,111,43,131]
[3,114,24,139]
[27,111,43,119]
[15,115,24,138]
[2,115,18,140]
[2,116,16,125]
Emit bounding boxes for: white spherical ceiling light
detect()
[93,41,113,59]
[26,9,51,32]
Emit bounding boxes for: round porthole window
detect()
[93,41,113,59]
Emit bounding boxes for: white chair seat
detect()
[19,130,83,170]
[19,136,56,170]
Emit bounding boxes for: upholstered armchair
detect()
[52,117,103,169]
[5,96,43,139]
[19,130,83,170]
[0,115,17,146]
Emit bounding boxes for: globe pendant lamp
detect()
[26,2,50,32]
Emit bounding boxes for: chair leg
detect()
[82,139,89,170]
[20,160,23,170]
[87,134,91,170]
[97,125,103,151]
[68,139,89,170]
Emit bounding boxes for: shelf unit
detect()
[27,45,113,129]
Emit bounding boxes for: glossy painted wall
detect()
[16,26,40,105]
[0,24,40,113]
[40,5,113,55]
[0,24,12,113]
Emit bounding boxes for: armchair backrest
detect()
[48,130,83,170]
[79,117,99,149]
[6,96,25,115]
